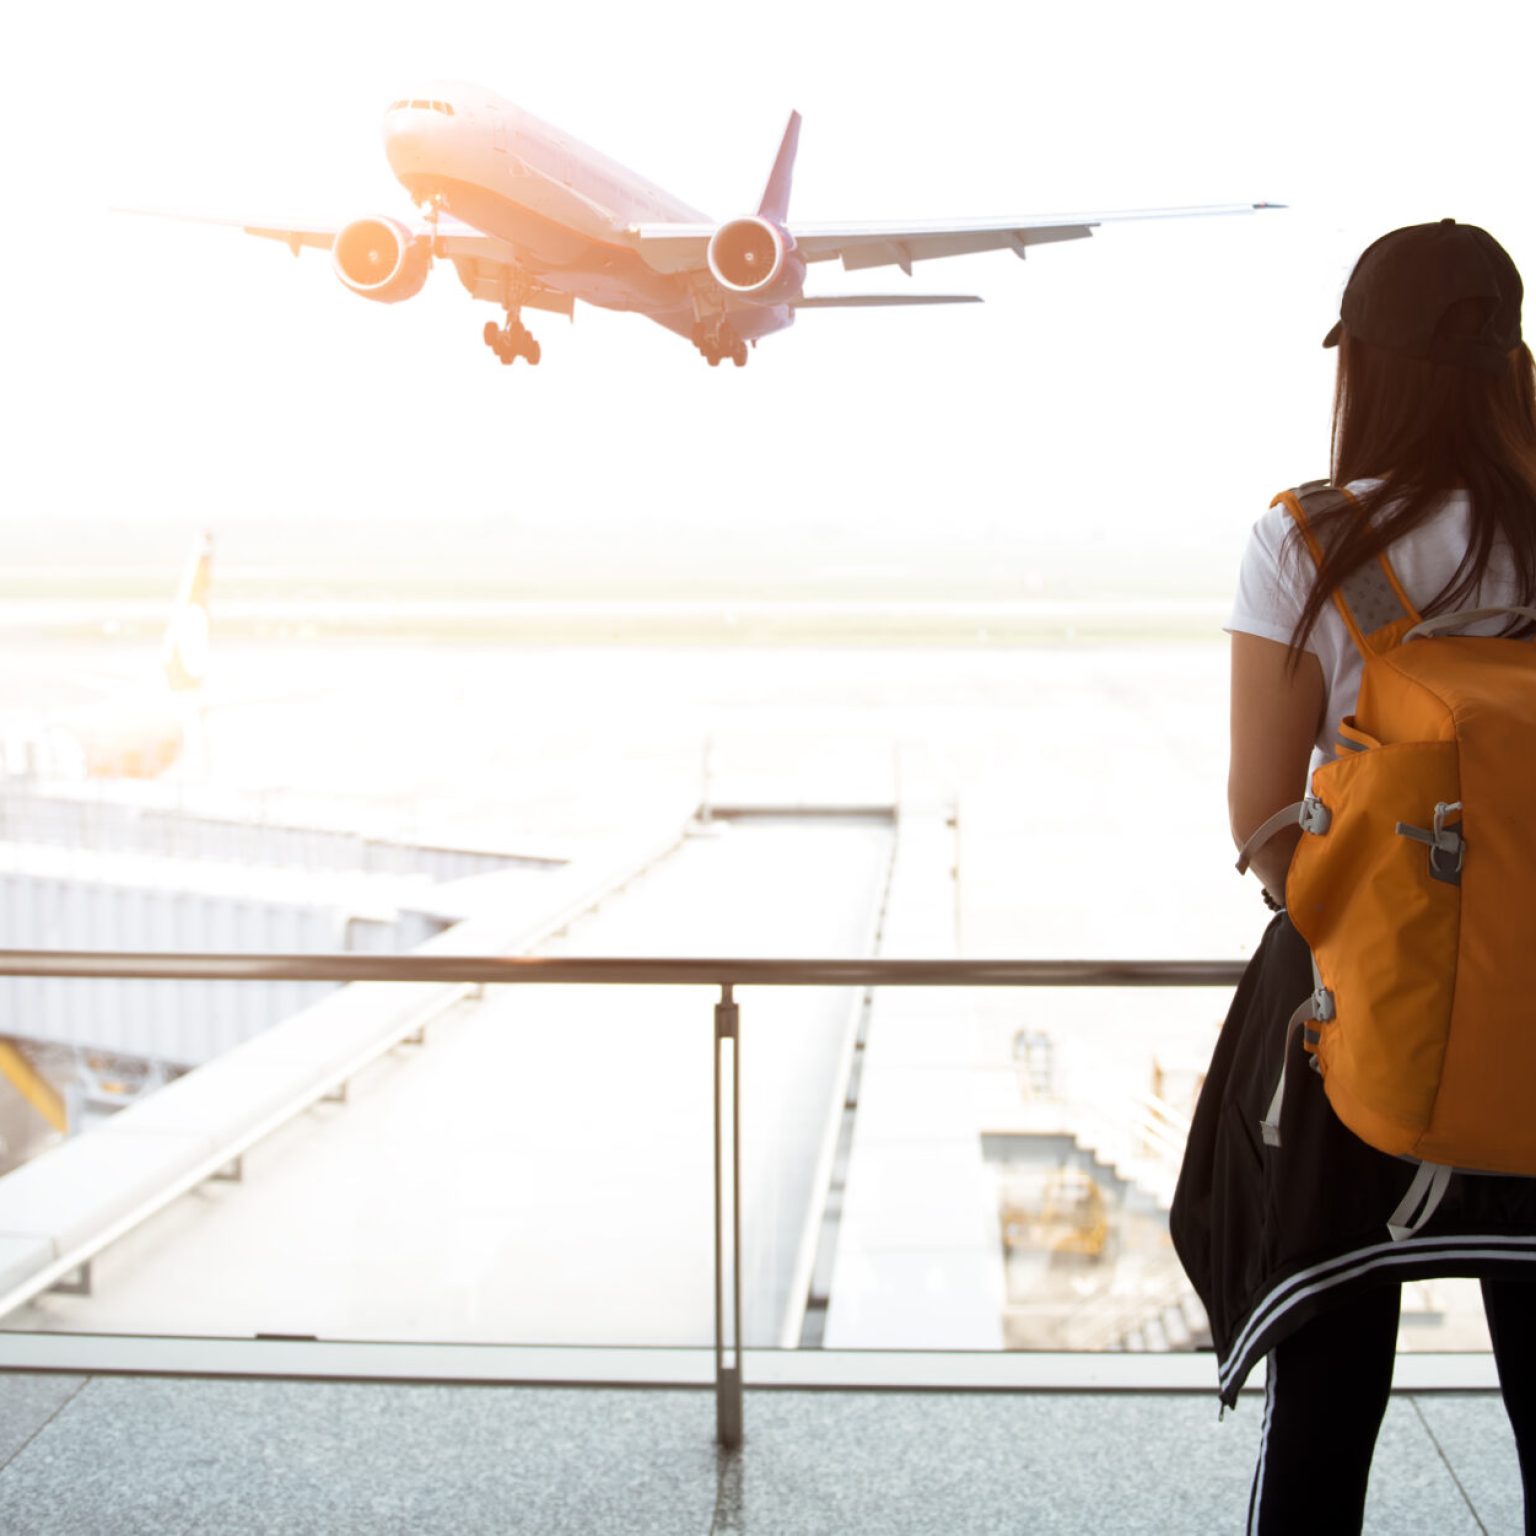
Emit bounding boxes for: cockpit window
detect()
[390,98,454,115]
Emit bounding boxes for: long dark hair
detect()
[1288,303,1536,662]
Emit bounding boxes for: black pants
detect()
[1248,1279,1536,1534]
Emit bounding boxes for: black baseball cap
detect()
[1323,219,1523,374]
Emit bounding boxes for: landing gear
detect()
[483,315,541,366]
[692,320,749,369]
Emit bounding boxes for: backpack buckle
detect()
[1395,801,1464,885]
[1299,796,1332,836]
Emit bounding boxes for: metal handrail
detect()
[0,951,1247,986]
[0,947,1246,1446]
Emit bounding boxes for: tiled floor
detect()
[0,1374,1523,1534]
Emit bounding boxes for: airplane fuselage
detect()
[383,86,793,344]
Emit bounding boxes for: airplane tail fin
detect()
[757,111,802,225]
[161,532,214,694]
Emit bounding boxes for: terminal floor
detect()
[0,1373,1523,1534]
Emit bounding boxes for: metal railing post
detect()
[713,982,743,1448]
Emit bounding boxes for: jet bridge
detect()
[0,792,573,1153]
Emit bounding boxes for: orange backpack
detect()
[1239,482,1536,1238]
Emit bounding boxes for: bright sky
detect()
[7,0,1535,597]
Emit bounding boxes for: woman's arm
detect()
[1228,632,1326,904]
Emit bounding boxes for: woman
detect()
[1171,220,1536,1533]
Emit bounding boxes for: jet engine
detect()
[331,217,431,303]
[707,216,806,303]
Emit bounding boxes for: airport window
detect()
[22,33,1520,1435]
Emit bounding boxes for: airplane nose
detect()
[383,115,424,175]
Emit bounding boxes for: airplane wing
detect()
[630,203,1278,276]
[116,207,350,254]
[120,205,486,255]
[114,208,576,316]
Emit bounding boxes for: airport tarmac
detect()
[0,634,1253,953]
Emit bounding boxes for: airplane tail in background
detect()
[161,533,214,694]
[757,111,802,225]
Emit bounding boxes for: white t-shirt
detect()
[1226,480,1522,768]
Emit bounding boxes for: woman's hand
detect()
[1229,632,1326,905]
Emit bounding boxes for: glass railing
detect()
[0,947,1251,1442]
[0,943,1500,1446]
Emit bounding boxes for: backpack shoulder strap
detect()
[1270,482,1423,656]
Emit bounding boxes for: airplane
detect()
[4,536,213,781]
[133,84,1278,368]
